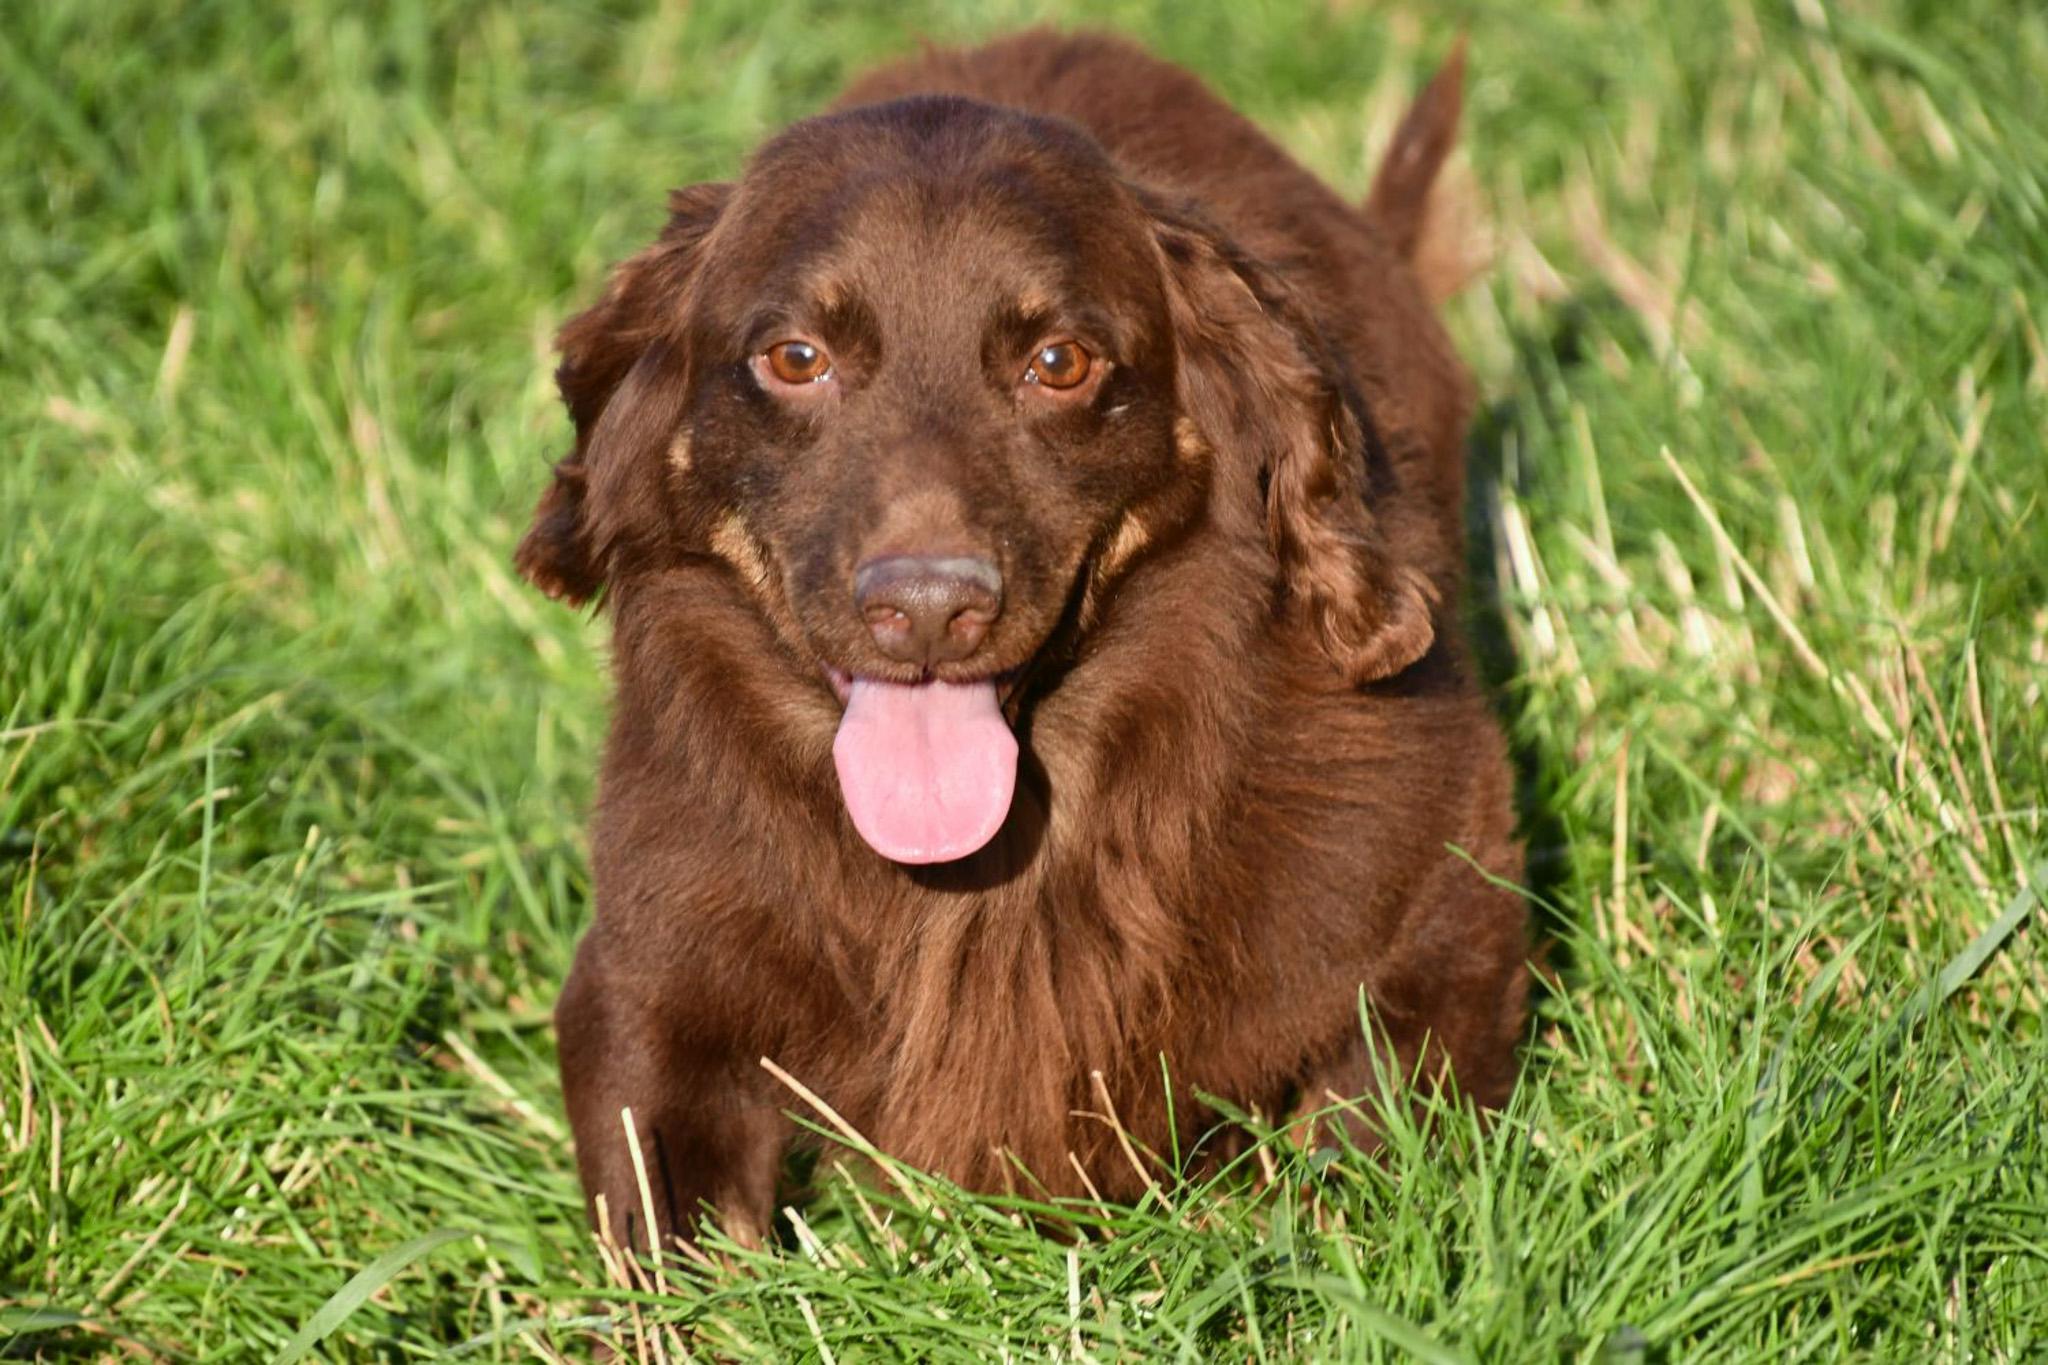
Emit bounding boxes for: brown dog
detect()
[516,29,1527,1253]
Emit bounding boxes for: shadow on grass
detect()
[1461,302,1605,1045]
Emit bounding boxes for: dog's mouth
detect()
[822,665,1023,866]
[813,546,1099,868]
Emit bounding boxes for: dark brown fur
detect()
[517,30,1527,1252]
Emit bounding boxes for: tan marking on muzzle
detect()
[709,511,772,591]
[1079,509,1157,630]
[1098,510,1156,583]
[667,432,693,475]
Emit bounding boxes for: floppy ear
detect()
[1147,198,1436,683]
[515,182,731,605]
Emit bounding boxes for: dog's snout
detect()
[853,555,1002,666]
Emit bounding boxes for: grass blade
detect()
[272,1228,471,1363]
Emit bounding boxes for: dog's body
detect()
[518,30,1527,1251]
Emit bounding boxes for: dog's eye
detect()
[1024,341,1092,390]
[763,340,833,385]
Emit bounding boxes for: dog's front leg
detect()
[554,939,788,1258]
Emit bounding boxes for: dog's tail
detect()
[1365,40,1487,306]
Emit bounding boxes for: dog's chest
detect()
[824,860,1253,1195]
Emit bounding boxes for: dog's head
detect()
[517,75,1462,866]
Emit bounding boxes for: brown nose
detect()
[853,555,1002,666]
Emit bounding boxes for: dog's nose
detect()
[853,555,1002,666]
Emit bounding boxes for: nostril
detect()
[948,607,992,647]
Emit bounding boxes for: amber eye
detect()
[1024,341,1092,390]
[763,340,832,385]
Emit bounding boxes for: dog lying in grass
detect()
[515,28,1528,1253]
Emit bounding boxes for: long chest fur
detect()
[803,732,1309,1199]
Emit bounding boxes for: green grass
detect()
[4,0,2045,1358]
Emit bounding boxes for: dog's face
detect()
[518,96,1436,865]
[681,107,1185,696]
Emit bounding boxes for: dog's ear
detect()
[516,182,732,605]
[1146,196,1435,683]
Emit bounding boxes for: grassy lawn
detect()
[4,0,2045,1358]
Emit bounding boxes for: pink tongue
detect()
[832,678,1017,864]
